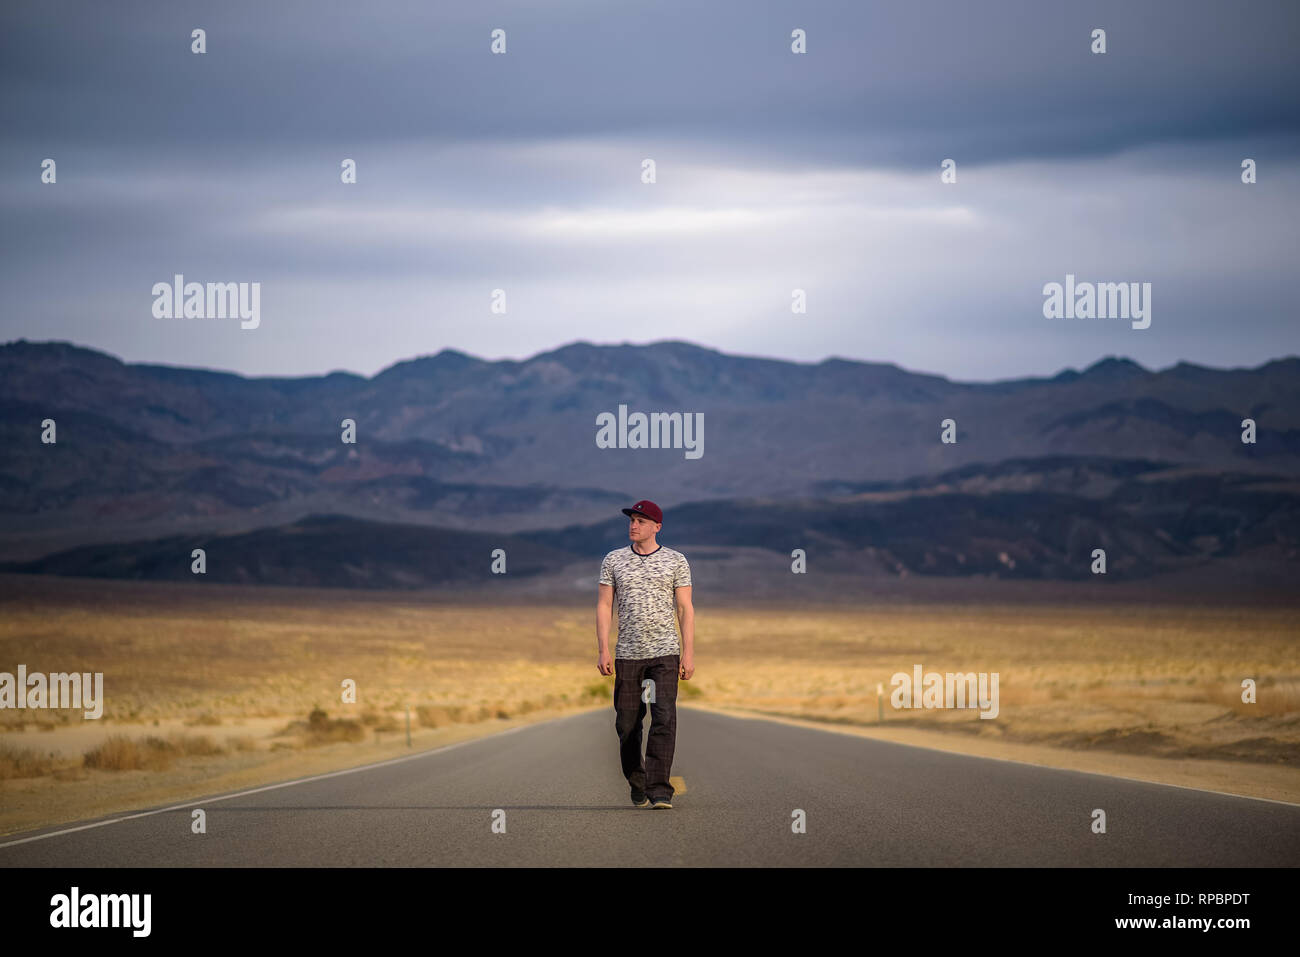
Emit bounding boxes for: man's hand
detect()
[679,655,695,680]
[597,650,613,676]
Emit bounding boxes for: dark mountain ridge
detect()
[2,339,1296,574]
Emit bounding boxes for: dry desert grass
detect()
[691,603,1299,766]
[0,577,1297,832]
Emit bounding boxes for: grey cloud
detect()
[2,0,1296,164]
[0,0,1296,381]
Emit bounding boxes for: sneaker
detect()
[650,798,673,809]
[630,788,650,808]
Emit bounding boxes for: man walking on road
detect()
[596,500,694,809]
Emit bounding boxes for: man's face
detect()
[628,513,660,542]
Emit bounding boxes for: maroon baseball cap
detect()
[621,500,663,524]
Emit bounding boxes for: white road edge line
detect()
[681,704,1300,809]
[0,717,563,850]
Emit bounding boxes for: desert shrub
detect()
[301,708,365,746]
[0,744,57,779]
[83,735,178,771]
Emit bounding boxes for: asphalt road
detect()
[2,706,1297,866]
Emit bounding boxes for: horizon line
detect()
[3,336,1296,388]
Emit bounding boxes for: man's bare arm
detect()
[675,585,695,679]
[596,583,615,675]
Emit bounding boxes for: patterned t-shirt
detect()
[598,545,692,659]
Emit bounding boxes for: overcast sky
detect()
[1,0,1297,381]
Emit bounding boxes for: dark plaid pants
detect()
[614,653,679,801]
